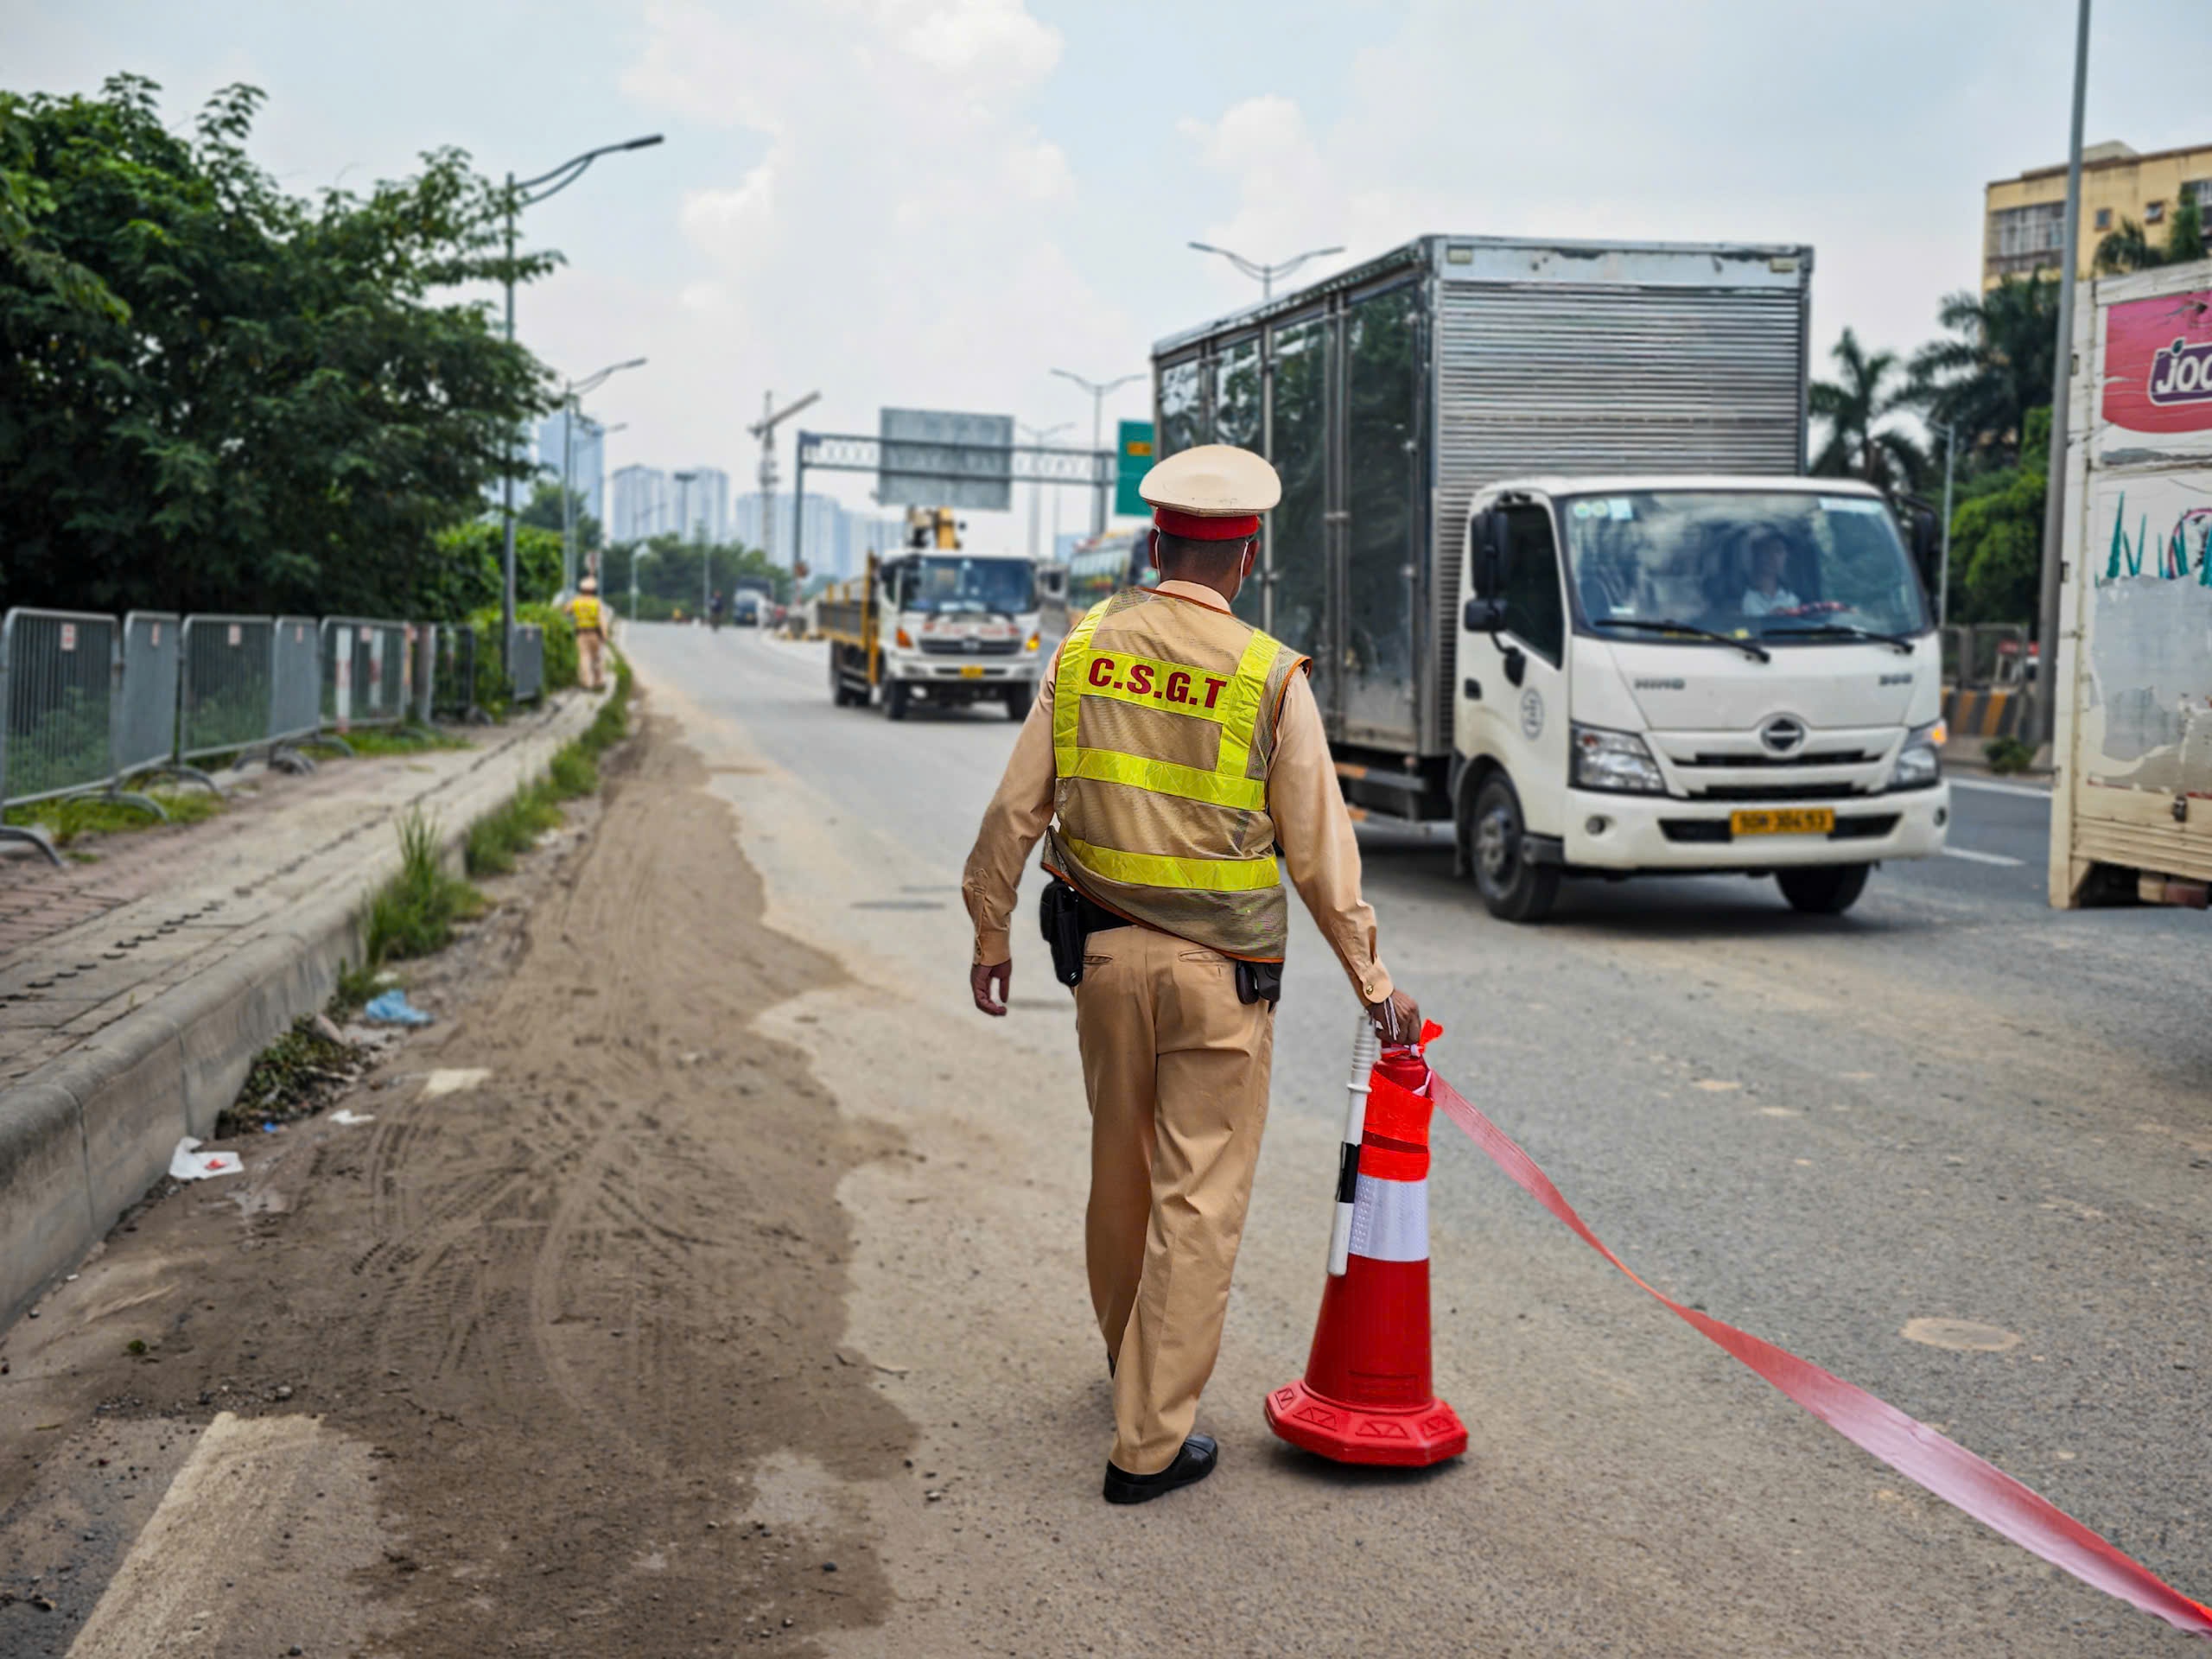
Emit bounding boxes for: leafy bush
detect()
[1984,735,2036,775]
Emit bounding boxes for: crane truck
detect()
[821,507,1049,720]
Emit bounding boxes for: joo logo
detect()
[2149,335,2212,406]
[1088,653,1230,709]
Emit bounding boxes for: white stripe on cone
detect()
[1347,1172,1429,1263]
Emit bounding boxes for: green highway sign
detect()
[1114,420,1155,520]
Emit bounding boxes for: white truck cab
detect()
[1453,475,1950,918]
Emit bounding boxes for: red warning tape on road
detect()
[1421,1061,2212,1637]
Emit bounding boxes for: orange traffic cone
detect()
[1266,1028,1466,1466]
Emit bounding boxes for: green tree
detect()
[0,76,554,616]
[518,478,601,554]
[1810,327,1924,492]
[423,519,564,620]
[1946,405,2050,623]
[2094,194,2206,275]
[1907,277,2059,467]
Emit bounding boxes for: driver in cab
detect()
[1738,529,1802,617]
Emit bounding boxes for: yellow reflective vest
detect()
[570,594,603,632]
[1045,588,1308,961]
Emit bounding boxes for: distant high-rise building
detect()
[671,467,730,543]
[537,409,607,524]
[730,493,912,579]
[610,465,669,545]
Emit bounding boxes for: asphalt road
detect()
[638,622,2211,1655]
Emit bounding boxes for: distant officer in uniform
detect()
[962,444,1421,1504]
[569,575,607,691]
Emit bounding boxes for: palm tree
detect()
[1810,328,1924,492]
[2094,195,2206,274]
[1906,277,2060,466]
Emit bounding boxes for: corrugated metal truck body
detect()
[1151,234,1812,803]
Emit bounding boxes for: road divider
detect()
[1420,1054,2212,1637]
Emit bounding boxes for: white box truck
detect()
[2050,258,2212,909]
[1151,235,1949,920]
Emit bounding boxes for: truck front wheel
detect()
[884,679,910,721]
[1468,773,1559,923]
[1003,681,1035,721]
[1776,863,1871,915]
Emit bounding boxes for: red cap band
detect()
[1154,507,1260,541]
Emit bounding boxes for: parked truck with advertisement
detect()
[1151,234,1949,920]
[820,507,1048,720]
[2050,258,2212,910]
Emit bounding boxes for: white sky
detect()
[12,0,2208,519]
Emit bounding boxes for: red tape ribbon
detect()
[1425,1066,2212,1637]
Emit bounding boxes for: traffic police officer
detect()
[569,575,607,692]
[962,443,1420,1504]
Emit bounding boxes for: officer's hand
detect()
[1366,988,1421,1046]
[971,960,1012,1017]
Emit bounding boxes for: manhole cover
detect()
[1901,1318,2021,1353]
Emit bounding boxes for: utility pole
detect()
[2034,0,2092,755]
[1936,420,1957,632]
[1017,420,1073,560]
[749,390,822,570]
[1051,369,1144,535]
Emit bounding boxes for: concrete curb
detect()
[0,692,606,1332]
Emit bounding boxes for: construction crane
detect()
[748,390,822,573]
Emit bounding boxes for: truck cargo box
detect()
[1151,235,1812,758]
[2050,259,2212,906]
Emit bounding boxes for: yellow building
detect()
[1983,140,2212,287]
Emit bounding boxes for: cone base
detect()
[1264,1379,1467,1467]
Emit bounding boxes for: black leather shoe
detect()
[1102,1435,1217,1505]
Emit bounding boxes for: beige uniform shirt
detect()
[961,579,1393,1006]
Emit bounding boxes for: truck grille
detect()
[919,637,1020,657]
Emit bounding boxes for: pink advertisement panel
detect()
[2101,289,2212,436]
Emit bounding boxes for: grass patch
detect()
[363,809,485,965]
[3,786,222,848]
[1983,734,2036,775]
[547,746,598,799]
[322,724,472,758]
[464,778,564,876]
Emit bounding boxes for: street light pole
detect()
[1017,420,1072,560]
[2033,0,2091,754]
[1187,240,1344,301]
[557,359,646,594]
[498,133,664,680]
[1937,420,1957,632]
[1051,369,1144,535]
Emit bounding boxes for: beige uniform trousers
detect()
[576,629,606,691]
[1074,923,1274,1475]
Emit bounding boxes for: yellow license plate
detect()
[959,664,986,678]
[1730,807,1834,837]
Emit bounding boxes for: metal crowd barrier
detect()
[180,614,277,763]
[410,624,436,726]
[434,624,480,721]
[320,617,410,734]
[0,608,160,866]
[115,612,211,793]
[512,625,545,704]
[268,616,322,764]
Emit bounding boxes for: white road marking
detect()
[1942,846,2026,868]
[1948,778,2050,800]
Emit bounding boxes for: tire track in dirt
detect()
[0,710,916,1657]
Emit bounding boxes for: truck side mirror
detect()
[1463,595,1507,633]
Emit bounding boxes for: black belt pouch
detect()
[1234,960,1283,1006]
[1039,881,1086,988]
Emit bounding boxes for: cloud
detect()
[581,0,1128,501]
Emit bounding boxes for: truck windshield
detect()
[898,556,1036,616]
[1559,491,1929,641]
